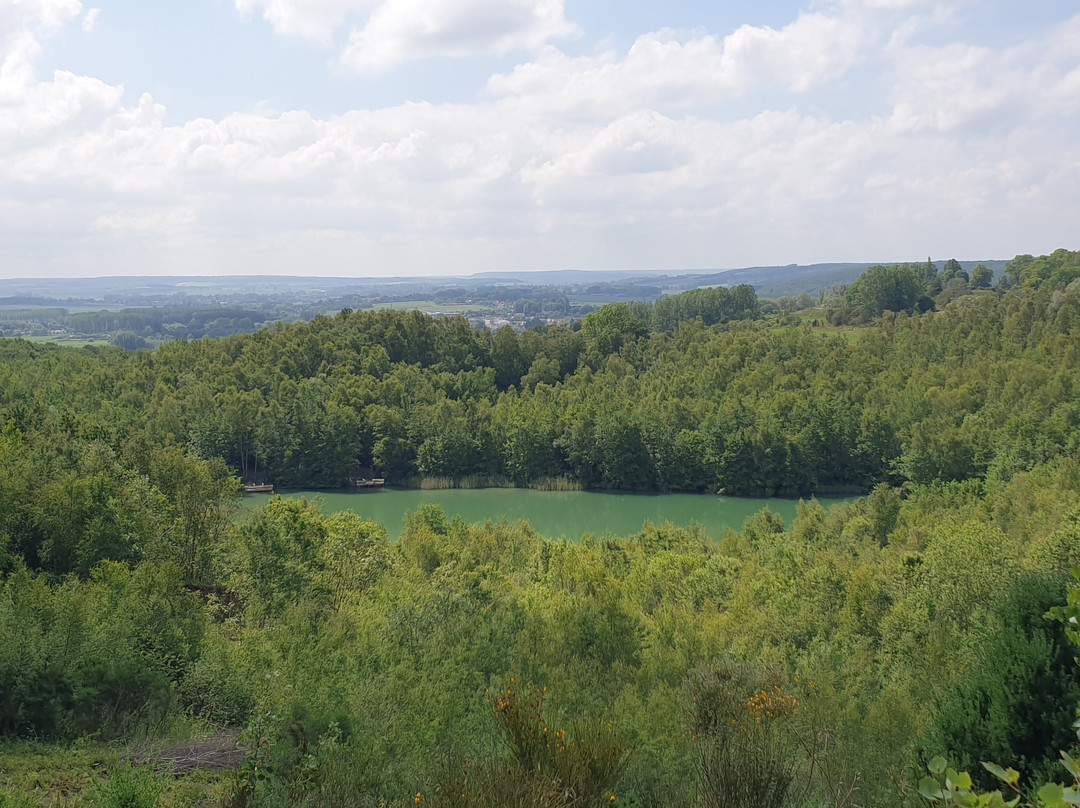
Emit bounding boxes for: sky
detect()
[1,0,1078,278]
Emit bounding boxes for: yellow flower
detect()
[414,793,422,805]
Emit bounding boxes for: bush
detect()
[928,573,1080,788]
[429,684,629,808]
[685,661,799,808]
[84,763,164,808]
[0,562,204,739]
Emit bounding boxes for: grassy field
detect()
[0,720,235,807]
[0,747,228,808]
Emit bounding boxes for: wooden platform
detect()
[244,483,274,493]
[352,478,386,488]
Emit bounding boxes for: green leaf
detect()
[1037,782,1066,808]
[930,757,948,775]
[920,777,944,801]
[952,771,973,791]
[1062,751,1080,777]
[982,762,1021,786]
[1061,786,1080,806]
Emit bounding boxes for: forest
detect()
[1,249,1080,807]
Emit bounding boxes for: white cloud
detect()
[889,14,1080,132]
[721,13,867,92]
[234,0,578,68]
[233,0,372,43]
[487,12,867,120]
[0,0,81,72]
[92,206,197,237]
[823,0,973,11]
[0,0,119,141]
[341,0,579,72]
[0,0,82,36]
[0,2,1078,276]
[0,69,124,146]
[889,43,1015,133]
[81,7,100,33]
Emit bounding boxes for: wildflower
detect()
[415,793,422,805]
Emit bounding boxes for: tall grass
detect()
[528,476,582,492]
[417,475,583,491]
[419,476,514,490]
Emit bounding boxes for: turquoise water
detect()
[241,488,851,540]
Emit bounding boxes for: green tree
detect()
[147,445,242,583]
[971,263,994,290]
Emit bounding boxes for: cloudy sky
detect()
[1,0,1078,278]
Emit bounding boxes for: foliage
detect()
[488,684,629,806]
[84,763,164,808]
[0,562,204,739]
[914,570,1080,808]
[842,264,929,322]
[686,661,799,808]
[927,574,1080,787]
[3,251,1080,805]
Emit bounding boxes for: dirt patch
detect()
[139,730,245,775]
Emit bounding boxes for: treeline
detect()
[0,304,285,341]
[66,306,274,339]
[2,257,1080,496]
[431,284,577,317]
[822,250,1079,324]
[823,258,989,324]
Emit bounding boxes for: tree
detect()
[971,263,994,290]
[843,264,923,321]
[148,445,242,584]
[491,326,525,391]
[110,331,149,350]
[581,304,647,357]
[928,573,1080,788]
[228,497,327,618]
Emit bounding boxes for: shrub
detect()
[84,763,164,808]
[685,661,799,808]
[0,562,203,739]
[928,573,1080,788]
[429,684,629,808]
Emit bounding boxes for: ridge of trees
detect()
[2,252,1079,497]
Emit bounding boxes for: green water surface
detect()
[242,488,852,540]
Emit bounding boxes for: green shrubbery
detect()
[3,254,1080,805]
[84,763,164,808]
[0,562,203,739]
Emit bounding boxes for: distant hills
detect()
[0,260,1008,303]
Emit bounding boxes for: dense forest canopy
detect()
[1,254,1078,497]
[1,250,1080,808]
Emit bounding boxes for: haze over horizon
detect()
[1,0,1078,279]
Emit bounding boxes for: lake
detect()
[241,488,852,540]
